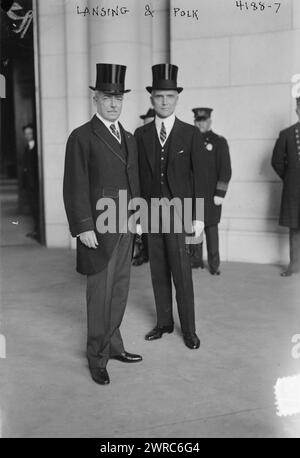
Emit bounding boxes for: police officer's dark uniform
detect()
[190,108,232,275]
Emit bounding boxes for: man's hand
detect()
[192,220,204,238]
[214,196,224,206]
[136,224,143,236]
[78,231,99,249]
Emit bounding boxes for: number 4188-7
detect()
[235,2,281,13]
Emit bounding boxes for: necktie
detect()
[110,123,121,141]
[160,122,167,144]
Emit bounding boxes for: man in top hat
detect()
[132,109,155,267]
[190,108,232,275]
[272,97,300,277]
[134,64,207,350]
[63,63,142,385]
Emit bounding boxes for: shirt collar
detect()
[96,113,120,132]
[155,113,176,144]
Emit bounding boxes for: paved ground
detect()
[1,243,300,438]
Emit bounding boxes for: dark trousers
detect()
[148,232,196,335]
[289,228,300,272]
[86,233,133,368]
[190,225,220,272]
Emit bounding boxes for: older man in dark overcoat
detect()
[63,63,142,385]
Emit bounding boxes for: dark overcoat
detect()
[134,117,207,226]
[201,130,232,226]
[272,122,300,228]
[63,115,140,275]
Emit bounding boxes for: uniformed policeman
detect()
[272,97,300,277]
[190,108,232,275]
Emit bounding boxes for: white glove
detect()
[136,224,143,236]
[214,196,224,206]
[192,220,204,238]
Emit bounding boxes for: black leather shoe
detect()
[210,269,221,276]
[90,367,110,385]
[111,351,142,363]
[281,270,293,277]
[183,333,200,349]
[132,255,149,266]
[145,325,174,341]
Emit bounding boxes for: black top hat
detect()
[192,107,213,120]
[146,64,183,94]
[89,63,131,94]
[140,108,155,120]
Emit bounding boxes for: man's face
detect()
[94,91,123,122]
[150,90,178,118]
[24,127,34,143]
[195,118,212,134]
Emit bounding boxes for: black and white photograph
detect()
[0,0,300,442]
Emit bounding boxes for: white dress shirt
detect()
[28,140,35,150]
[96,113,121,143]
[155,113,176,146]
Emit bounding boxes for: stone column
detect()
[88,0,153,132]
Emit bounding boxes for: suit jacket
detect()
[63,115,140,275]
[201,130,232,226]
[134,117,207,228]
[272,122,300,228]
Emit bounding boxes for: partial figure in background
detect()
[272,97,300,277]
[189,108,232,276]
[21,123,40,241]
[132,108,155,267]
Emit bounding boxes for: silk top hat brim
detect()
[89,86,131,94]
[146,85,183,94]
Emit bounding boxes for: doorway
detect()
[0,0,44,246]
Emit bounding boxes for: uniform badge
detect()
[206,143,213,151]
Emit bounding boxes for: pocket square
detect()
[177,150,184,154]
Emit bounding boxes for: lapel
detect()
[141,121,156,173]
[91,115,127,165]
[119,122,134,171]
[168,117,186,167]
